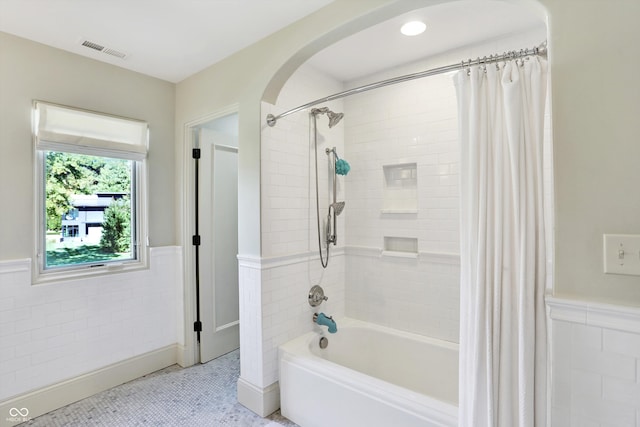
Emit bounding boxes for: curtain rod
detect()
[266,41,547,127]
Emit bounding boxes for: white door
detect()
[198,117,239,363]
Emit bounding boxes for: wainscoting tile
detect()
[548,296,640,426]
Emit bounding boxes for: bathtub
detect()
[279,317,458,427]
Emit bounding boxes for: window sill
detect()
[32,258,148,286]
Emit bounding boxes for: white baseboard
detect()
[237,377,280,417]
[0,344,178,427]
[175,343,195,368]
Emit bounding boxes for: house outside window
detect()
[33,101,148,280]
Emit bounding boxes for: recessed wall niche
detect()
[382,162,417,213]
[383,236,418,258]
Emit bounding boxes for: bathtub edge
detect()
[279,319,458,427]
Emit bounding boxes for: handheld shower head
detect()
[331,201,345,216]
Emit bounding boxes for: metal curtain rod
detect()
[266,41,547,127]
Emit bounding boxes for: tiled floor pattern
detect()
[21,350,298,426]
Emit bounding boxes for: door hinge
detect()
[192,148,201,159]
[194,321,202,332]
[192,235,201,246]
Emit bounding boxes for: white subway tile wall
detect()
[238,259,264,387]
[342,54,462,343]
[260,255,344,386]
[340,29,551,343]
[0,247,182,401]
[237,253,345,390]
[345,251,459,341]
[549,299,640,426]
[263,62,462,344]
[261,64,345,258]
[256,30,551,387]
[255,63,347,389]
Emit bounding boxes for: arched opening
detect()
[257,0,551,424]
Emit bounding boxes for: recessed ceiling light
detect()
[400,21,426,36]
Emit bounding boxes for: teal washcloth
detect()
[336,158,350,175]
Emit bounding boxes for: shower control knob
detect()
[308,285,328,307]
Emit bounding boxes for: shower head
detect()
[327,111,344,128]
[311,107,344,128]
[331,201,345,216]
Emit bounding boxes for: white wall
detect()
[237,64,347,414]
[341,29,548,342]
[176,0,441,416]
[0,0,635,424]
[547,0,640,305]
[0,32,177,257]
[343,67,461,342]
[261,64,345,258]
[257,26,549,376]
[0,247,182,401]
[177,0,640,422]
[539,1,640,423]
[0,32,182,414]
[548,298,640,426]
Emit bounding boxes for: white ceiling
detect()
[0,0,334,83]
[0,0,545,84]
[308,0,546,82]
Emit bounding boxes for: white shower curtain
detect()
[455,57,548,427]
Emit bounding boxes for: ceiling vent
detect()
[80,39,127,60]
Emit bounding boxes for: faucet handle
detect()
[308,285,328,307]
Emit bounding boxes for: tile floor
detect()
[21,349,298,426]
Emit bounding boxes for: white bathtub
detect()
[279,317,458,427]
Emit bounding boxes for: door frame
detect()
[180,104,239,367]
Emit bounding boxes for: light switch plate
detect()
[603,234,640,276]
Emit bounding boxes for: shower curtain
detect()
[455,57,548,427]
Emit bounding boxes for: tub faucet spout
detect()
[313,312,337,333]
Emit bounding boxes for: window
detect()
[33,101,148,280]
[62,225,79,238]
